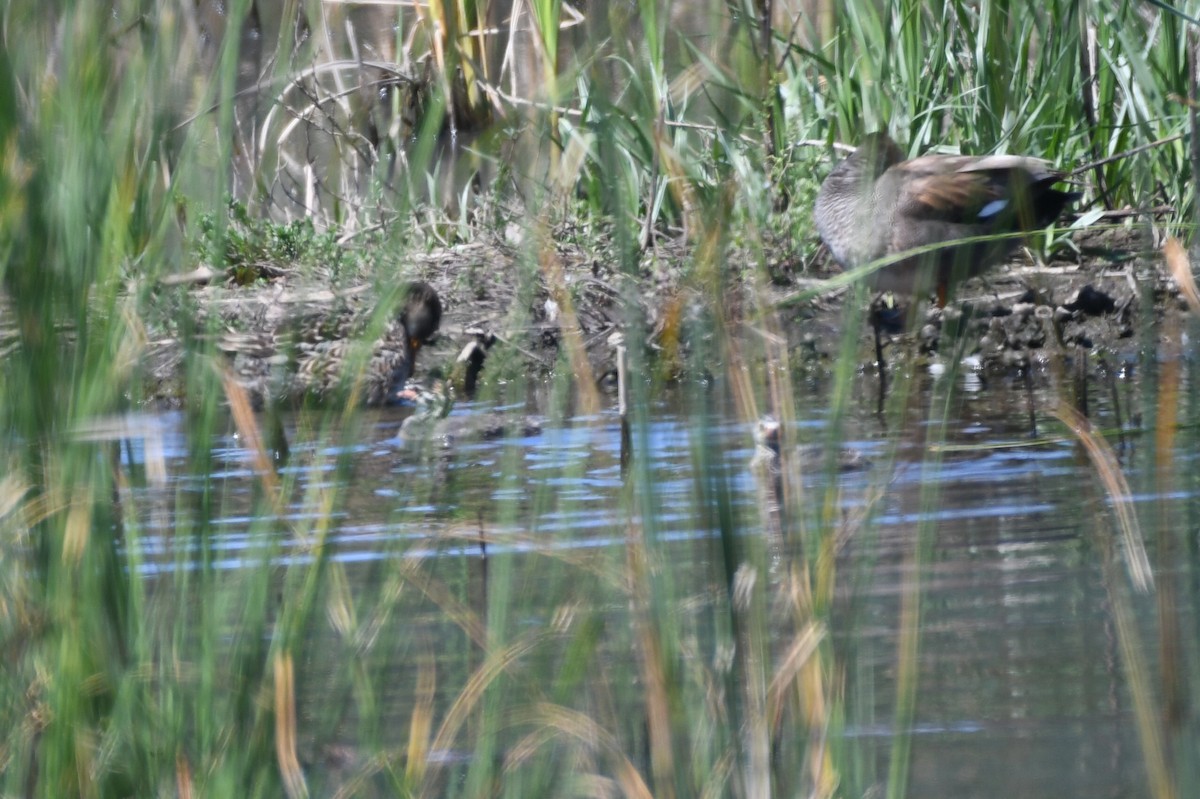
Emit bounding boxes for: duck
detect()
[814,132,1079,304]
[397,333,542,446]
[220,280,443,408]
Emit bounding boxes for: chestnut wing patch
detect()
[900,171,1007,224]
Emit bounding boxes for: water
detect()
[116,370,1197,798]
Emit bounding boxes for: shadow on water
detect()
[115,367,1193,797]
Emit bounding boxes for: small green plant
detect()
[196,199,347,284]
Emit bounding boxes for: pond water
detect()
[120,364,1198,798]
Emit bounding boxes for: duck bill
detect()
[388,386,424,406]
[384,337,425,405]
[387,383,422,406]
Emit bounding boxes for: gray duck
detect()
[220,281,442,407]
[814,132,1078,304]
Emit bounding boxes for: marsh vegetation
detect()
[3,1,1200,797]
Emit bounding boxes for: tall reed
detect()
[2,1,1199,797]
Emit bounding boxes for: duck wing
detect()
[892,154,1065,226]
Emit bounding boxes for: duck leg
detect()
[869,292,906,407]
[872,310,888,409]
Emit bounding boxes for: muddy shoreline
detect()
[146,223,1184,408]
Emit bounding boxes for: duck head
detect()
[385,281,442,402]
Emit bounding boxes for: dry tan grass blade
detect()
[1163,236,1200,313]
[406,650,437,784]
[538,223,601,416]
[511,703,655,799]
[219,362,280,497]
[413,631,551,799]
[274,652,308,799]
[1054,405,1153,592]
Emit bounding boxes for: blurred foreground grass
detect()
[1,1,1198,796]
